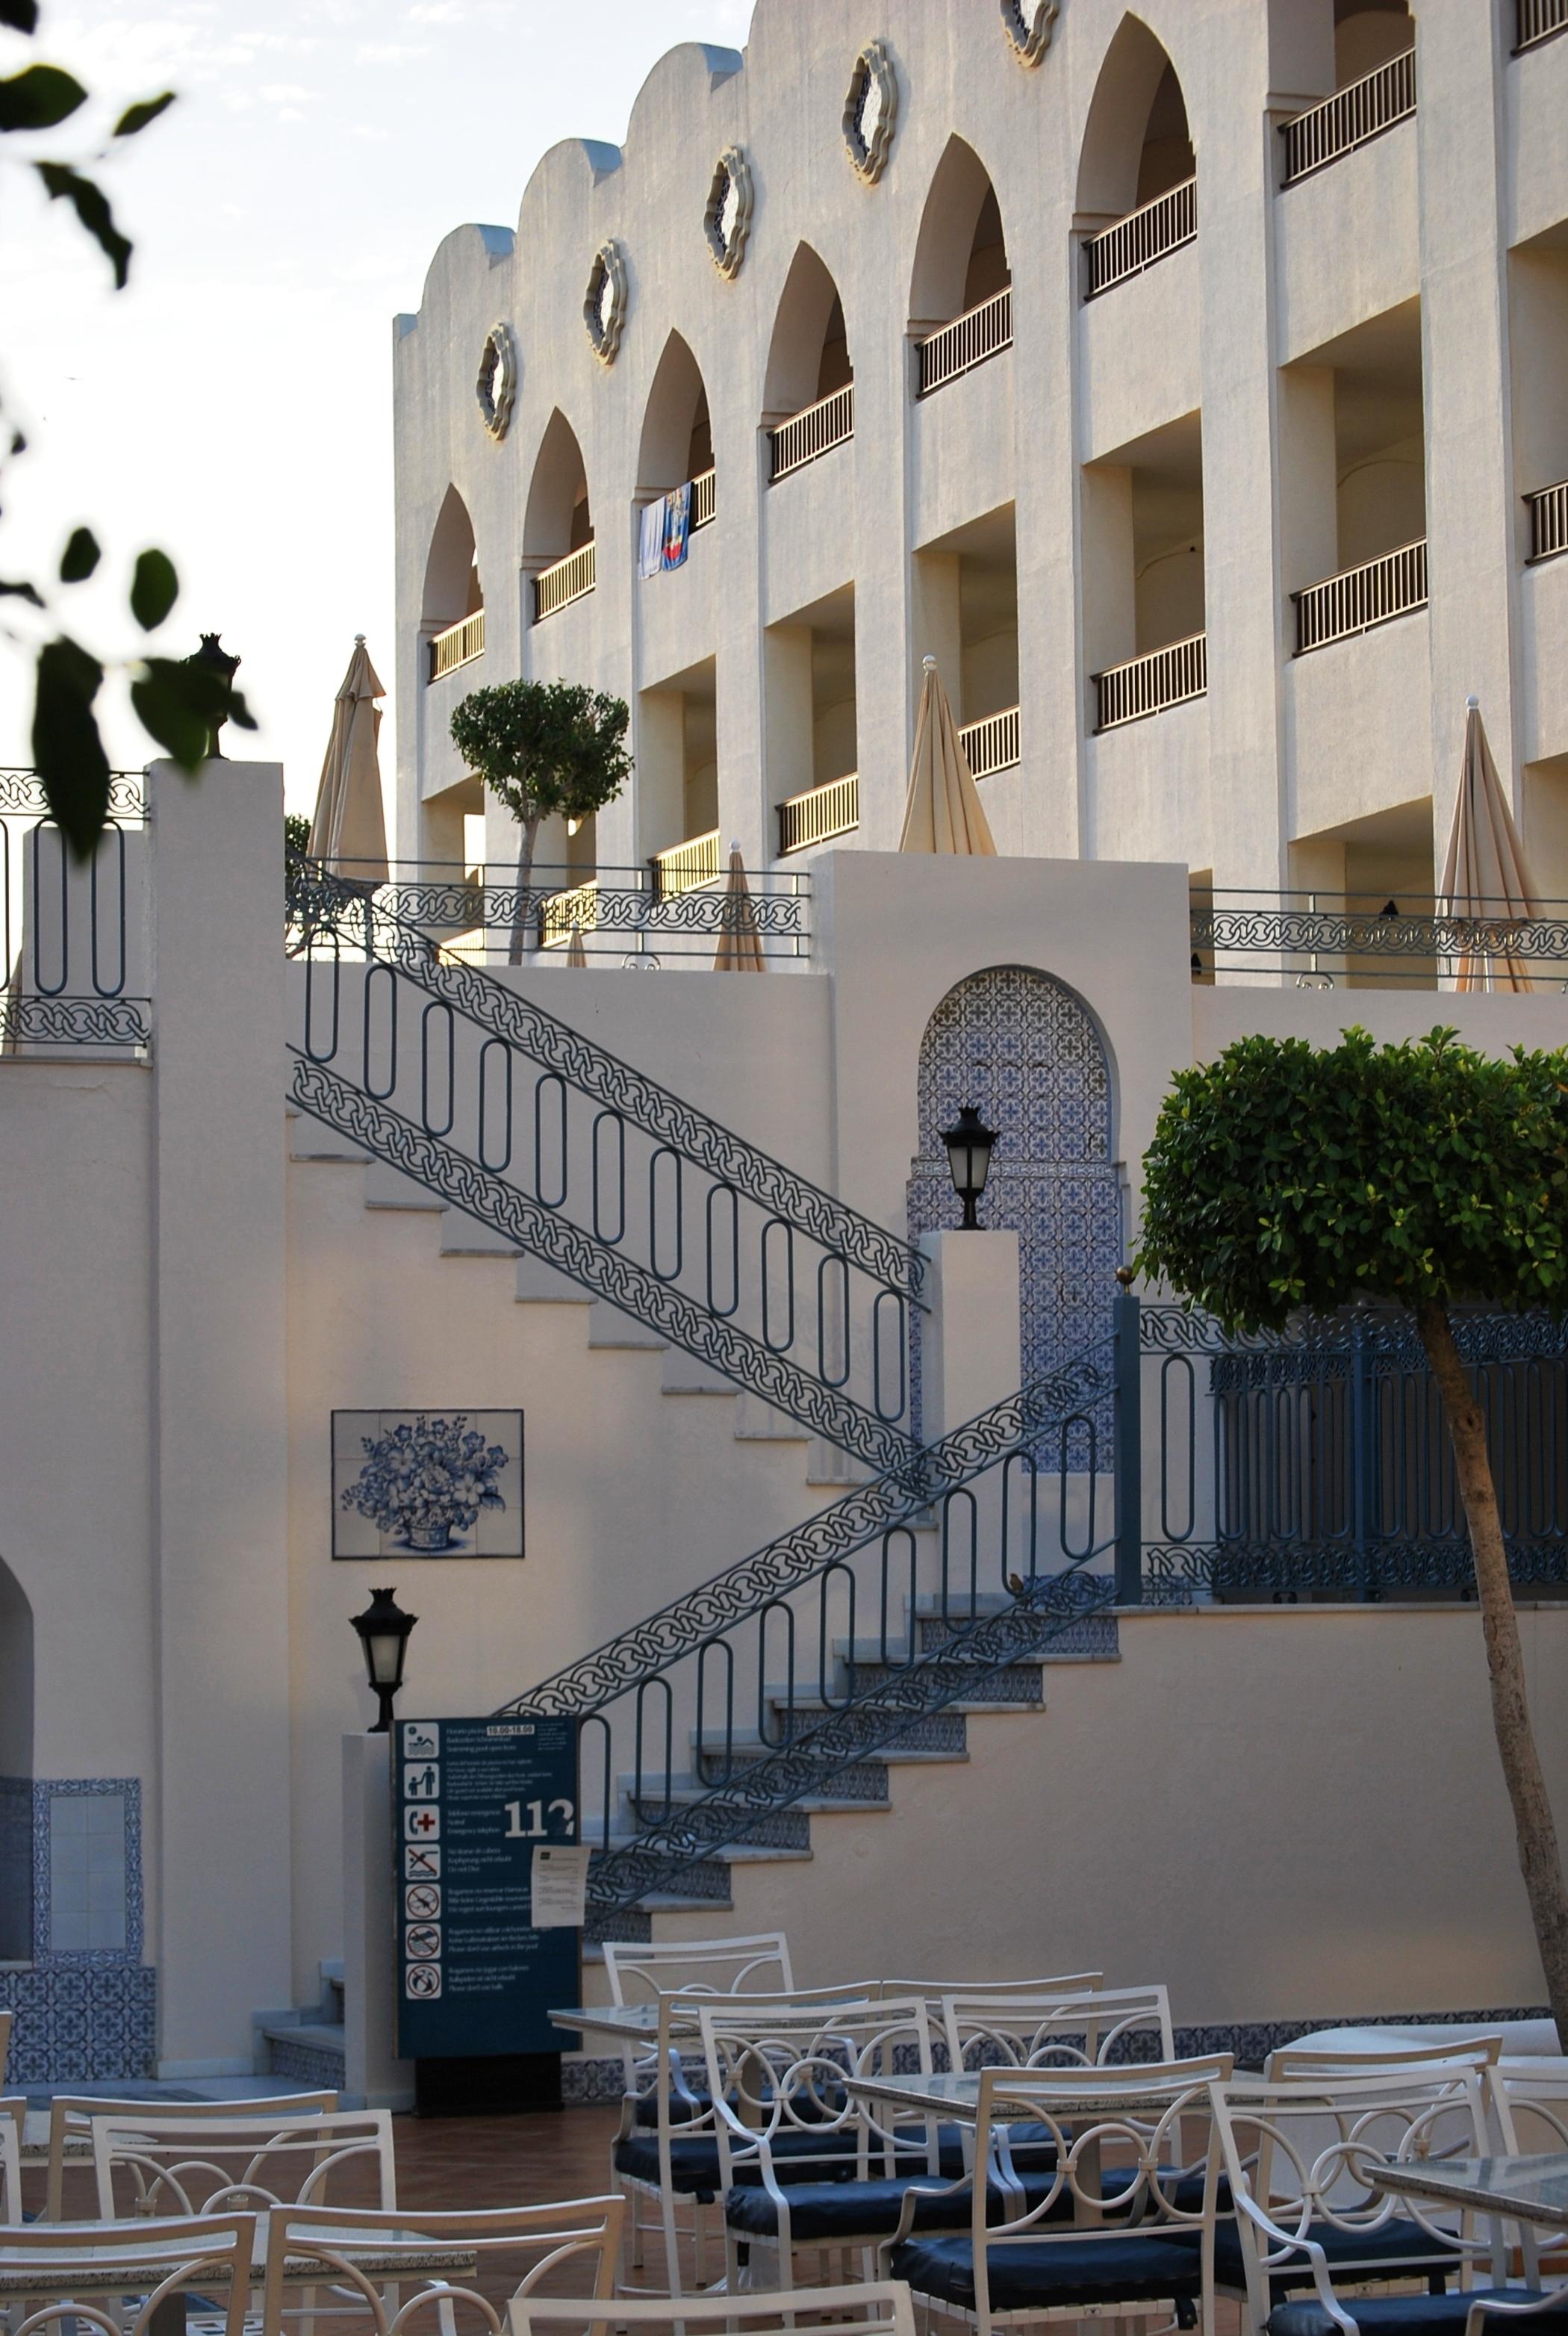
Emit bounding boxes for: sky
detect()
[0,0,751,812]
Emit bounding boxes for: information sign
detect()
[394,1715,579,2060]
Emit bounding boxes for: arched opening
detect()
[421,485,481,631]
[0,1556,34,1960]
[1077,15,1195,294]
[637,332,714,498]
[909,138,1011,330]
[1334,0,1413,84]
[525,410,595,623]
[765,246,855,479]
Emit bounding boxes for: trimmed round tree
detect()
[1137,1024,1568,2040]
[449,678,632,960]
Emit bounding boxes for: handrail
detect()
[427,609,485,683]
[1092,634,1207,731]
[1193,891,1568,974]
[1526,479,1568,565]
[650,830,721,900]
[957,706,1020,780]
[917,287,1012,397]
[691,468,717,530]
[778,774,859,857]
[1084,175,1195,298]
[1279,46,1415,184]
[769,383,854,481]
[289,866,923,1301]
[533,541,597,623]
[1292,538,1427,653]
[0,770,146,818]
[1515,0,1567,52]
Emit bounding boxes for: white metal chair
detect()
[1209,2065,1522,2336]
[0,2010,11,2085]
[0,2099,22,2223]
[91,2108,396,2222]
[881,2058,1231,2336]
[258,2196,626,2336]
[610,1982,871,2296]
[939,1986,1173,2078]
[0,2211,257,2336]
[700,1992,961,2292]
[509,2277,917,2336]
[601,1934,794,2007]
[1266,2040,1502,2082]
[45,2092,340,2221]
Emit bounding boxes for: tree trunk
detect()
[1416,1297,1568,2047]
[506,810,542,966]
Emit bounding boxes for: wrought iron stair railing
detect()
[288,869,924,1469]
[494,1337,1119,1909]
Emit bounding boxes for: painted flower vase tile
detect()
[332,1408,524,1558]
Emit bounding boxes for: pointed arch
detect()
[1076,13,1194,224]
[637,332,712,497]
[1334,0,1413,84]
[523,409,593,562]
[909,136,1011,328]
[0,1553,33,1961]
[763,243,852,420]
[421,484,481,629]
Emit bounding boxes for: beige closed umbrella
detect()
[564,922,588,968]
[1440,695,1539,993]
[714,840,765,972]
[898,655,997,857]
[308,636,389,884]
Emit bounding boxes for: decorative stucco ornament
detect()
[1000,0,1059,66]
[475,321,518,438]
[703,146,753,279]
[583,239,629,365]
[842,40,898,182]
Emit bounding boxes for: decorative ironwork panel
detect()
[1194,902,1568,969]
[0,995,149,1049]
[0,771,145,818]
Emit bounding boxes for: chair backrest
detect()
[1267,2036,1502,2081]
[509,2281,916,2336]
[1210,2067,1494,2333]
[0,2099,20,2223]
[601,1932,794,2006]
[261,2196,626,2336]
[697,1995,933,2189]
[46,2090,338,2220]
[941,1983,1173,2075]
[1485,2055,1568,2155]
[93,2107,395,2221]
[0,2007,11,2083]
[0,2211,257,2336]
[624,1981,873,2135]
[889,1973,1103,2013]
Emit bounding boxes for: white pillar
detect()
[343,1733,415,2110]
[149,757,291,2075]
[918,1229,1022,1441]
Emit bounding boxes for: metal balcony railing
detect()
[957,706,1021,780]
[533,540,597,624]
[1083,176,1195,299]
[1516,0,1568,52]
[650,828,722,900]
[1293,538,1428,653]
[916,287,1012,397]
[1092,634,1207,732]
[540,877,599,947]
[777,773,859,857]
[1280,46,1415,185]
[691,468,717,530]
[427,609,485,683]
[768,384,854,481]
[1527,480,1568,565]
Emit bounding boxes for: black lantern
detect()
[941,1104,998,1231]
[185,633,241,759]
[350,1585,418,1732]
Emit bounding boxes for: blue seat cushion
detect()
[725,2169,1080,2243]
[890,2233,1205,2314]
[633,2088,711,2130]
[1269,2289,1556,2336]
[613,2127,853,2202]
[1211,2219,1463,2290]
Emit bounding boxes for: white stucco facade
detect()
[394,0,1568,907]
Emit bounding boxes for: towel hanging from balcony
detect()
[662,481,691,571]
[638,497,665,580]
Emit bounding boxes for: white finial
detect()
[922,654,937,673]
[355,633,366,645]
[729,838,741,857]
[1466,693,1479,710]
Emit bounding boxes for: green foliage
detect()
[1,7,228,857]
[450,677,632,833]
[284,810,311,864]
[1136,1026,1568,1336]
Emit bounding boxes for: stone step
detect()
[588,1302,667,1351]
[514,1256,590,1305]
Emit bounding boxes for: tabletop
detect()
[1367,2152,1568,2229]
[843,2069,1218,2121]
[0,2217,479,2292]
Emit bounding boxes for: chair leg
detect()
[660,2188,682,2298]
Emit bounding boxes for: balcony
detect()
[777,773,859,857]
[650,828,721,901]
[691,468,716,531]
[533,540,596,624]
[1527,480,1568,564]
[540,877,598,948]
[1293,538,1428,653]
[1280,48,1415,187]
[1092,634,1207,732]
[916,288,1012,398]
[957,706,1020,780]
[1083,178,1195,299]
[1517,0,1568,52]
[768,385,854,482]
[427,609,485,683]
